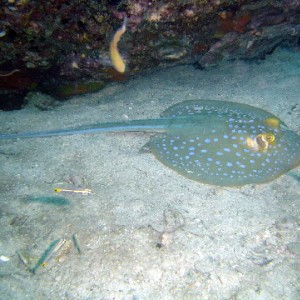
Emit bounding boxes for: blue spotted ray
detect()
[1,100,300,186]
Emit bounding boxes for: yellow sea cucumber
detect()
[109,15,127,73]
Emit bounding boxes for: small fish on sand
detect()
[54,188,93,195]
[30,238,66,274]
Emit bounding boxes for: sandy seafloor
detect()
[0,48,300,300]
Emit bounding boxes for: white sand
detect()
[0,48,299,299]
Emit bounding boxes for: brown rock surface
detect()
[0,0,299,108]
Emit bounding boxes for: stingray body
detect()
[1,100,300,186]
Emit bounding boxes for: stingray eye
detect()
[255,134,268,151]
[263,133,275,143]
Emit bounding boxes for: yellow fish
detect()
[109,15,127,73]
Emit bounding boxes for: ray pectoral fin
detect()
[139,142,152,154]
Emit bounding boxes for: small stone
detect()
[0,255,10,262]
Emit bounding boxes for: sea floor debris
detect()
[16,235,81,274]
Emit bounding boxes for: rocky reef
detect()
[0,0,299,109]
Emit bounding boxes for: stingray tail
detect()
[0,119,171,140]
